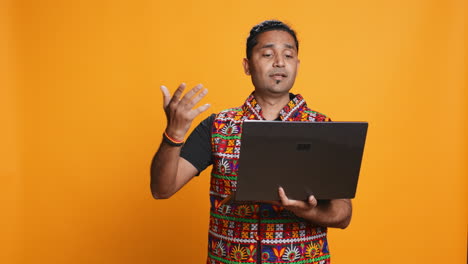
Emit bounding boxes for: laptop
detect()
[233,120,368,201]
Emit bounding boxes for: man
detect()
[151,20,352,264]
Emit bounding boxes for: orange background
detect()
[1,0,466,263]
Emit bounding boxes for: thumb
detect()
[308,195,318,207]
[160,85,171,107]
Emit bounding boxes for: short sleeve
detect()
[180,114,215,175]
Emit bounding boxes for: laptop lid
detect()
[234,121,368,201]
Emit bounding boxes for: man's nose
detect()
[273,55,285,67]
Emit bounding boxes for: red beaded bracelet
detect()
[163,131,185,147]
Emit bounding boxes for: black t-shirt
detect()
[180,114,215,174]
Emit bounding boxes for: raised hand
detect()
[160,83,211,141]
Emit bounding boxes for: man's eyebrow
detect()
[260,44,275,49]
[284,43,295,50]
[260,43,296,50]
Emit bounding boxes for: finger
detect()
[170,83,187,103]
[278,187,290,206]
[180,84,203,104]
[186,88,208,109]
[191,103,211,117]
[160,85,171,107]
[308,195,318,207]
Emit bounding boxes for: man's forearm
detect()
[150,141,182,199]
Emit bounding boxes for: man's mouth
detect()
[270,73,288,80]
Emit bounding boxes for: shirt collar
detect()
[241,92,308,121]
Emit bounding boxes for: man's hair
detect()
[246,20,299,59]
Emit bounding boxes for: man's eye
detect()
[263,54,272,57]
[286,54,293,58]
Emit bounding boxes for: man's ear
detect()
[242,58,251,75]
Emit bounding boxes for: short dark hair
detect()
[246,20,299,59]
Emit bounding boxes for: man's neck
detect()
[254,92,291,120]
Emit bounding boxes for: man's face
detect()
[243,30,300,95]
